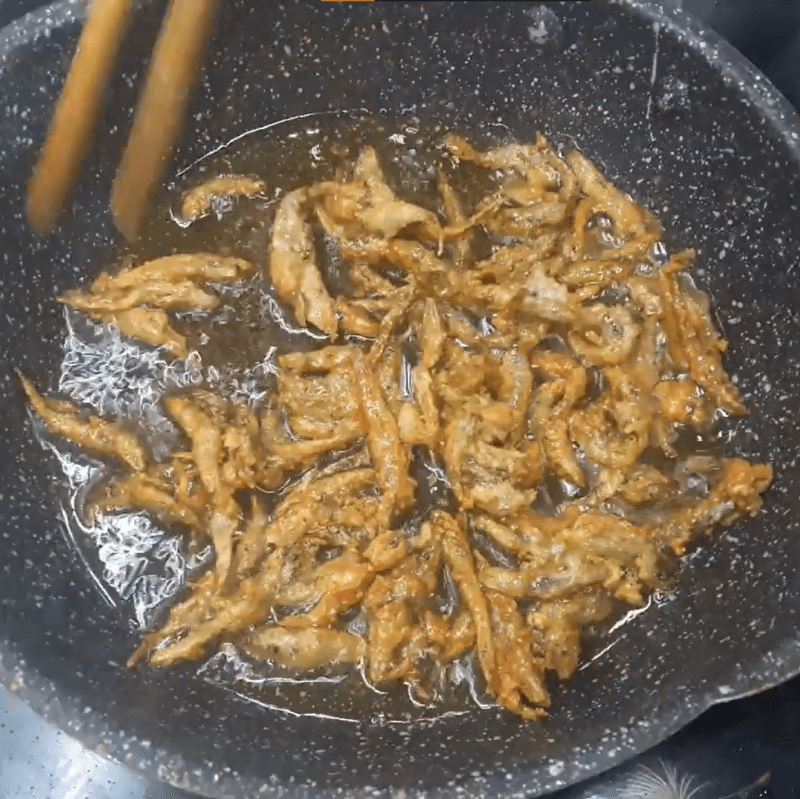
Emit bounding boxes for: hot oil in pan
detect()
[51,115,743,724]
[55,115,502,723]
[125,114,498,371]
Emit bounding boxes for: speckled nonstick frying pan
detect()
[1,0,800,797]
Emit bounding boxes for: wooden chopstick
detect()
[26,0,134,234]
[111,0,220,242]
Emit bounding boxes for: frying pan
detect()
[2,1,800,797]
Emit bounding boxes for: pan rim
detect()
[2,0,800,797]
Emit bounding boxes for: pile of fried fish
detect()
[21,133,772,719]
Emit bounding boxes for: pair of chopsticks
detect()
[27,0,219,242]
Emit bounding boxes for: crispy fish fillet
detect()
[19,374,146,471]
[269,188,338,339]
[61,253,253,319]
[438,511,496,701]
[236,468,377,575]
[93,470,204,529]
[97,307,188,359]
[659,263,747,416]
[486,590,550,719]
[91,253,252,292]
[164,394,240,584]
[444,133,554,178]
[565,149,655,241]
[59,253,252,318]
[28,131,772,725]
[350,350,416,516]
[436,170,472,269]
[363,521,442,685]
[179,175,266,221]
[61,280,219,314]
[242,627,365,670]
[144,553,284,667]
[280,550,374,629]
[311,146,441,242]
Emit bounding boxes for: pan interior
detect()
[1,1,800,797]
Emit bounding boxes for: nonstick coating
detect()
[2,1,800,797]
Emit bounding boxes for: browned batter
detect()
[21,135,772,720]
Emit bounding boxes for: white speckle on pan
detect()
[528,23,548,43]
[548,762,565,778]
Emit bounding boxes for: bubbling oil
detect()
[51,115,514,723]
[46,112,738,722]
